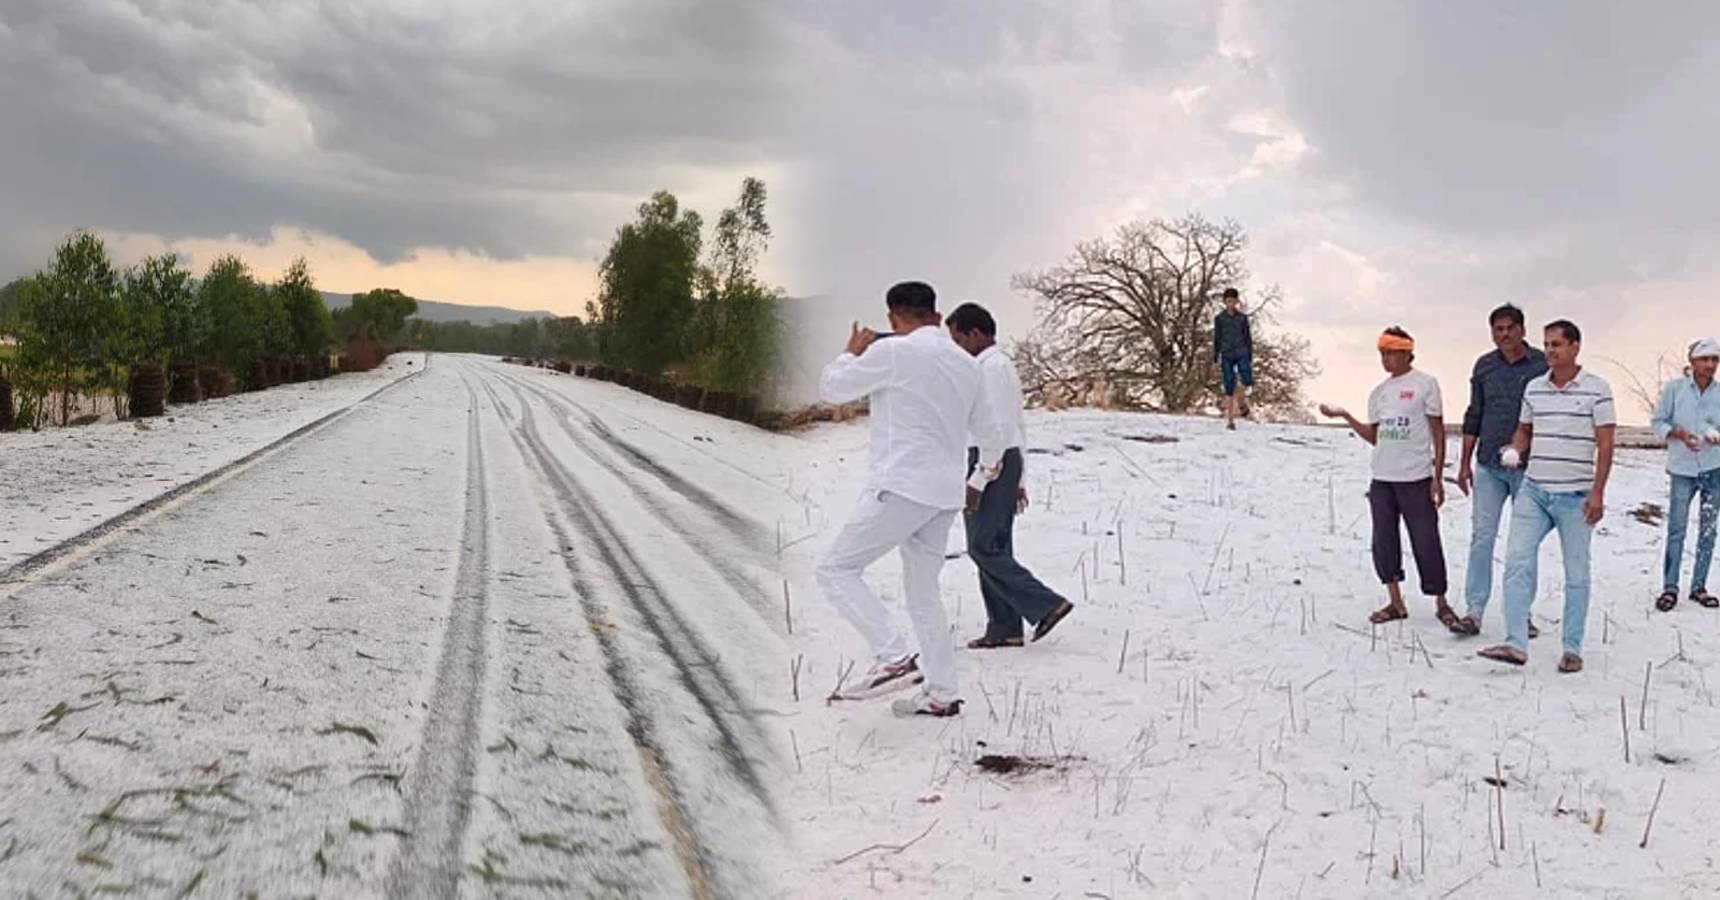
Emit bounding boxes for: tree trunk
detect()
[169,362,202,404]
[128,364,167,418]
[0,375,13,431]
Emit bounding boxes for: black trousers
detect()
[1369,478,1448,596]
[965,448,1066,639]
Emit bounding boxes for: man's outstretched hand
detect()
[845,322,879,357]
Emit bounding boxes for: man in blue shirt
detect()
[1650,337,1720,611]
[1450,304,1548,636]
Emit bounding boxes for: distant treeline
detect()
[406,316,596,361]
[0,231,418,430]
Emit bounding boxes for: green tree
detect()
[199,255,269,388]
[336,288,418,344]
[0,277,25,337]
[593,191,703,374]
[697,177,782,397]
[276,258,333,363]
[133,254,206,367]
[121,254,195,367]
[17,231,123,425]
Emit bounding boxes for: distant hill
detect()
[318,291,559,325]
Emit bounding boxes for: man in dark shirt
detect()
[1214,288,1253,431]
[1451,303,1549,636]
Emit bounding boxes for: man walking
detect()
[1480,320,1616,672]
[1451,304,1548,636]
[1215,288,1253,430]
[1650,337,1720,612]
[815,281,1001,718]
[945,302,1075,649]
[1319,328,1457,626]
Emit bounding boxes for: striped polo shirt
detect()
[1520,369,1617,492]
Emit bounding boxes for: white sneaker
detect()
[891,691,964,718]
[829,654,922,701]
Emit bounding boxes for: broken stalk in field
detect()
[1640,778,1666,848]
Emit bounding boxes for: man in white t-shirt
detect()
[1320,327,1456,626]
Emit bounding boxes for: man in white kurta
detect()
[815,281,1002,717]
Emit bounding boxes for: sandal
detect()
[1478,644,1528,666]
[1692,590,1719,609]
[1369,605,1408,625]
[1656,589,1679,612]
[1032,601,1075,643]
[1435,606,1462,631]
[1558,652,1584,673]
[966,636,1024,650]
[1448,614,1481,637]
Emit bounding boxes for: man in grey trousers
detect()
[947,303,1074,648]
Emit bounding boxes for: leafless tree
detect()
[1010,214,1318,418]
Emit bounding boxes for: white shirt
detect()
[1520,368,1617,492]
[1366,369,1444,482]
[820,326,1002,510]
[968,344,1027,484]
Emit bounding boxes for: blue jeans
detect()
[1220,353,1254,396]
[1464,464,1525,619]
[1503,481,1593,653]
[1663,470,1720,593]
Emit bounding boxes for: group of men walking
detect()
[807,283,1719,720]
[1324,304,1720,673]
[814,282,1073,718]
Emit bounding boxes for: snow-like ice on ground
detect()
[0,355,425,571]
[769,409,1720,898]
[6,355,1718,897]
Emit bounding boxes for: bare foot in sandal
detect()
[1447,614,1481,636]
[1369,604,1408,625]
[1692,590,1719,609]
[1558,652,1583,673]
[1478,644,1527,666]
[1656,589,1679,612]
[966,636,1024,650]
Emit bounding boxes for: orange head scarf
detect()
[1378,332,1415,352]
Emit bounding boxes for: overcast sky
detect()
[6,1,1719,416]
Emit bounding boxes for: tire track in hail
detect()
[383,371,492,900]
[490,372,778,629]
[489,363,790,500]
[486,367,771,899]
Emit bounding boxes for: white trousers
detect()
[815,489,959,701]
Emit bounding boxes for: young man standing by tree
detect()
[1480,320,1616,672]
[1320,328,1457,626]
[815,282,1000,718]
[1215,287,1253,430]
[1451,304,1548,636]
[945,302,1075,650]
[1650,337,1720,612]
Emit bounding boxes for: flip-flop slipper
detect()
[1447,615,1481,636]
[1478,644,1527,665]
[1032,602,1075,643]
[966,636,1024,650]
[1369,606,1409,625]
[1656,590,1679,612]
[1692,591,1719,609]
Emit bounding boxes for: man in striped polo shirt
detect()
[1479,320,1617,672]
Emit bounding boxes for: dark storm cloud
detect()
[1249,0,1720,236]
[0,0,794,276]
